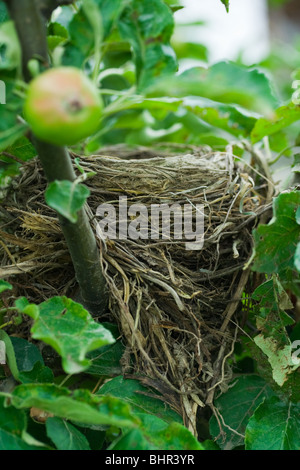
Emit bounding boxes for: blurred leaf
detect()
[45,180,90,223]
[3,136,36,162]
[0,20,21,70]
[245,397,300,450]
[220,0,230,12]
[53,5,75,28]
[0,124,28,153]
[251,103,300,144]
[186,98,257,138]
[0,3,9,24]
[23,296,115,374]
[146,61,279,114]
[10,383,139,428]
[46,417,90,450]
[295,242,300,272]
[209,375,275,450]
[173,41,208,62]
[118,0,177,89]
[0,81,24,132]
[252,191,300,275]
[0,280,12,293]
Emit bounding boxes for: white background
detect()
[174,0,270,65]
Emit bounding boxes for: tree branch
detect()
[4,0,49,81]
[5,0,107,316]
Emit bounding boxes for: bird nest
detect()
[0,145,272,435]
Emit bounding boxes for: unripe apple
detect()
[23,67,103,146]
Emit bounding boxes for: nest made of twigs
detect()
[0,145,272,435]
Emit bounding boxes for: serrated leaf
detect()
[45,180,90,223]
[146,62,278,115]
[187,99,257,138]
[251,103,300,144]
[209,375,275,450]
[252,191,300,275]
[24,296,115,374]
[46,417,90,450]
[245,397,300,450]
[10,383,139,429]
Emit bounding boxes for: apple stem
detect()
[5,0,108,317]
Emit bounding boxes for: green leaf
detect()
[0,3,9,24]
[147,62,278,115]
[220,0,230,12]
[98,376,182,425]
[245,397,300,450]
[118,0,177,89]
[109,428,155,450]
[0,81,24,133]
[0,397,47,450]
[23,297,115,374]
[253,335,298,386]
[110,421,204,450]
[87,339,124,377]
[251,277,297,386]
[3,136,36,162]
[94,0,127,39]
[252,191,300,275]
[46,417,90,450]
[186,98,257,138]
[0,280,12,293]
[251,103,300,144]
[0,123,28,152]
[209,375,276,450]
[149,420,204,450]
[0,20,21,70]
[45,180,90,223]
[9,336,53,383]
[295,242,300,272]
[22,296,115,374]
[10,383,139,429]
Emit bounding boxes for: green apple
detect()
[24,67,103,146]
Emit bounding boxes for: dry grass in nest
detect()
[0,145,273,435]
